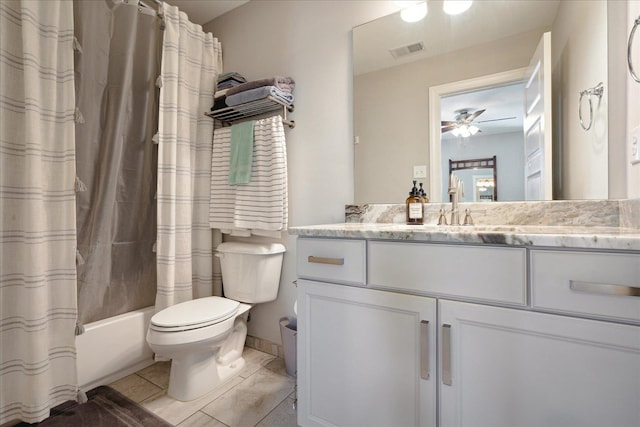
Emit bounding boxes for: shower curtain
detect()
[155,3,222,311]
[0,0,78,423]
[73,0,160,325]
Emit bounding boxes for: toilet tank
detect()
[216,242,286,303]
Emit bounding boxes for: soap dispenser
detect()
[419,182,429,203]
[406,180,424,225]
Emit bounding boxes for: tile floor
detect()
[109,348,298,427]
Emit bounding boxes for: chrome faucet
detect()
[448,173,463,225]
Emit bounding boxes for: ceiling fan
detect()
[441,108,516,137]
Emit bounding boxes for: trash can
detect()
[279,317,297,377]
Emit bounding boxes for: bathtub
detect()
[76,306,156,390]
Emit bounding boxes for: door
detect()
[523,31,552,200]
[298,280,437,427]
[439,300,640,427]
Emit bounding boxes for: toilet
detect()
[146,242,285,401]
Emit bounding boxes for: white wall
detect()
[551,0,609,199]
[203,1,398,344]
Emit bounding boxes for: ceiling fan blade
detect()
[441,125,457,133]
[441,120,458,126]
[465,109,486,122]
[476,116,517,124]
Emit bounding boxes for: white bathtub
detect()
[76,306,156,390]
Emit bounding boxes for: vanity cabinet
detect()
[439,299,640,427]
[298,279,437,427]
[295,237,640,427]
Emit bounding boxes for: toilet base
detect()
[168,352,246,401]
[165,310,250,401]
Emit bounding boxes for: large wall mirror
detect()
[353,0,626,203]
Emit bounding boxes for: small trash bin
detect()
[279,317,297,377]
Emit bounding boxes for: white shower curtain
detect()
[155,3,222,311]
[0,0,78,424]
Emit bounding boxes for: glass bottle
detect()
[406,180,424,225]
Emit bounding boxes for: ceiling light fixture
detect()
[396,1,428,23]
[443,0,473,16]
[450,124,479,138]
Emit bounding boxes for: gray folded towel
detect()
[226,86,294,107]
[225,76,295,96]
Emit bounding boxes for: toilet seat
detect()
[150,296,240,332]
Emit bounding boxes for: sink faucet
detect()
[448,173,463,225]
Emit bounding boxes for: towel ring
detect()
[629,15,640,83]
[579,82,604,131]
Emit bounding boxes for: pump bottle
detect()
[406,180,424,225]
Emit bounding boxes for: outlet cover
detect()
[413,165,427,178]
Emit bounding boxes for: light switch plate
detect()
[413,165,427,178]
[632,126,640,165]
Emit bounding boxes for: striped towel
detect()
[209,115,288,237]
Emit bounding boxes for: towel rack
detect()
[205,96,295,128]
[629,15,640,83]
[578,82,604,131]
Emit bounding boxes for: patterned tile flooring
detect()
[109,348,298,427]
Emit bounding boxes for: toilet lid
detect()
[150,297,240,331]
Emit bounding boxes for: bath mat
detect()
[19,386,172,427]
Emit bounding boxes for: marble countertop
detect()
[289,223,640,251]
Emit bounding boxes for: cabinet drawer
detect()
[296,237,366,285]
[368,241,526,305]
[531,250,640,323]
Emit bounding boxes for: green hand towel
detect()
[229,120,255,185]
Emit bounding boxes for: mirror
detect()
[353,0,618,203]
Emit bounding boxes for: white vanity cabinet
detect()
[298,279,437,427]
[295,236,640,427]
[438,299,640,427]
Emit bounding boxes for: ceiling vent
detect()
[389,41,425,59]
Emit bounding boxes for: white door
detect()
[439,300,640,427]
[298,280,437,427]
[523,32,552,200]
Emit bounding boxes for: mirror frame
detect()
[428,67,528,202]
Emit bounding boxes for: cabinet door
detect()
[298,280,436,427]
[439,300,640,427]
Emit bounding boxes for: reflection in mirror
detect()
[441,83,523,202]
[449,157,497,202]
[353,0,617,204]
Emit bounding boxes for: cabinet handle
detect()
[420,320,430,380]
[308,256,344,266]
[442,324,452,386]
[569,280,640,297]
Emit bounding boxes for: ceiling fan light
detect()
[469,125,480,135]
[443,0,473,16]
[400,2,427,23]
[459,125,471,138]
[451,128,461,137]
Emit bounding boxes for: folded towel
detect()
[217,79,246,89]
[218,71,246,81]
[210,116,288,235]
[225,86,294,107]
[210,96,227,111]
[225,76,295,96]
[229,120,255,185]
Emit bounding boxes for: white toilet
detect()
[146,242,285,401]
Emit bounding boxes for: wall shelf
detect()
[206,96,295,128]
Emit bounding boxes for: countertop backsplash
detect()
[346,199,640,229]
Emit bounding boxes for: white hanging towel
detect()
[209,115,288,237]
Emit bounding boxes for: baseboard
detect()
[245,335,284,359]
